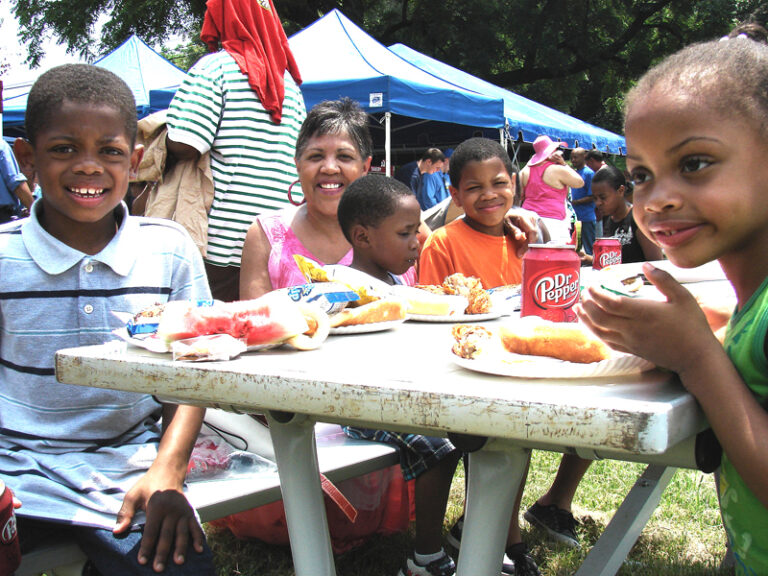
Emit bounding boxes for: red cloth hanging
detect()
[200,0,302,123]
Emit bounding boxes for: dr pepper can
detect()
[521,244,581,322]
[0,480,20,576]
[592,237,622,271]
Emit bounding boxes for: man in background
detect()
[0,139,33,223]
[585,149,607,173]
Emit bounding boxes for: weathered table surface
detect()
[55,263,730,576]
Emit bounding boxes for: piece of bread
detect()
[391,285,467,316]
[329,298,407,327]
[498,317,611,364]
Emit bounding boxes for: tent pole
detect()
[385,112,392,177]
[499,128,504,147]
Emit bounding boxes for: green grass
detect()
[206,451,729,575]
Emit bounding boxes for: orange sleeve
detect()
[418,231,455,285]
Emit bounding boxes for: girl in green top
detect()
[578,38,768,575]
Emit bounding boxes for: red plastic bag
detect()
[211,464,413,553]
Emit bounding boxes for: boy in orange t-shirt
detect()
[418,137,538,576]
[418,138,523,289]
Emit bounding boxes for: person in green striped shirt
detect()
[165,0,306,301]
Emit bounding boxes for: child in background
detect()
[5,64,214,575]
[578,38,768,575]
[418,138,538,576]
[594,165,663,263]
[525,165,663,549]
[579,165,663,266]
[337,174,462,576]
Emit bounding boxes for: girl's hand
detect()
[577,262,718,373]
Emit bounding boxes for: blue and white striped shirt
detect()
[0,202,210,528]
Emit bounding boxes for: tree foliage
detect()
[13,0,768,132]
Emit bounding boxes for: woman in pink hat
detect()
[518,135,584,243]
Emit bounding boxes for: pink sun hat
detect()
[528,135,568,166]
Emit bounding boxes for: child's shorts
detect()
[18,516,216,576]
[343,426,457,481]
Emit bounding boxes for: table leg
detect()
[457,445,529,576]
[266,411,336,576]
[574,464,676,576]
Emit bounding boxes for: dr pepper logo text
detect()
[530,270,579,309]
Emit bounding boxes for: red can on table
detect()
[0,480,20,575]
[521,244,581,322]
[592,237,622,271]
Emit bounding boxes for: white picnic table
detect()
[54,262,731,576]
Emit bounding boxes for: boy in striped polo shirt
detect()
[5,64,215,575]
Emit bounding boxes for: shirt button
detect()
[84,304,94,314]
[85,262,94,273]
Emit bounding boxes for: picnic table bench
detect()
[17,420,399,576]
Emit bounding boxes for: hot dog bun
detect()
[329,298,407,327]
[499,317,610,364]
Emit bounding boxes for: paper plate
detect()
[408,311,502,323]
[452,351,655,379]
[330,318,407,335]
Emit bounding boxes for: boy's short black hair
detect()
[25,64,138,145]
[338,175,415,243]
[449,137,516,187]
[592,165,625,189]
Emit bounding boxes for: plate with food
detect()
[452,351,653,379]
[328,297,407,331]
[110,292,332,357]
[450,318,654,379]
[394,272,499,322]
[330,318,407,335]
[389,285,468,317]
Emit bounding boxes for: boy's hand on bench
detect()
[114,481,205,572]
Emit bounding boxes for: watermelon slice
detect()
[157,292,312,347]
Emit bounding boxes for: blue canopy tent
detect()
[2,35,188,137]
[389,43,625,155]
[287,9,507,173]
[48,11,625,165]
[147,9,508,172]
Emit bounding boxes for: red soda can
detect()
[0,480,20,575]
[521,244,581,322]
[592,237,622,271]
